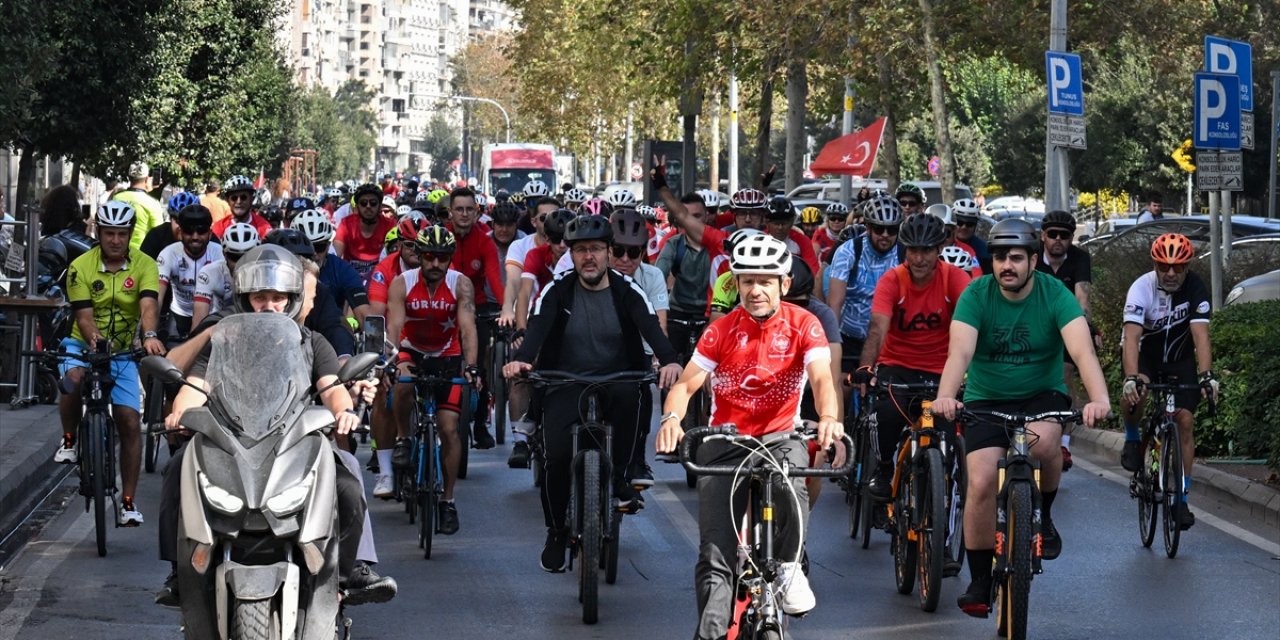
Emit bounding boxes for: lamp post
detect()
[411,93,511,143]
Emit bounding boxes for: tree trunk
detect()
[784,58,808,194]
[754,61,777,189]
[709,97,720,192]
[919,0,956,203]
[876,54,901,189]
[15,143,37,220]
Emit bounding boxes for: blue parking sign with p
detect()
[1204,36,1252,111]
[1045,52,1084,115]
[1193,72,1240,150]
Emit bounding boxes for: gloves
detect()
[650,158,668,191]
[1122,376,1140,398]
[1199,370,1219,397]
[851,365,875,387]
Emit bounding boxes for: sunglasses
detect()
[898,199,921,207]
[227,193,252,202]
[313,240,331,253]
[611,245,643,260]
[1044,230,1072,240]
[1155,262,1187,274]
[955,220,976,228]
[357,199,380,207]
[180,225,211,235]
[420,252,453,263]
[869,224,899,236]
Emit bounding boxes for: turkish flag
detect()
[253,169,266,190]
[808,117,887,177]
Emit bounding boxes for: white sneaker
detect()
[119,506,144,527]
[54,445,78,464]
[778,561,815,616]
[372,474,394,499]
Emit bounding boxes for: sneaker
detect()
[1041,519,1062,560]
[943,555,963,578]
[472,425,495,450]
[438,501,460,535]
[1061,446,1073,472]
[1176,503,1195,530]
[614,483,645,513]
[508,441,531,469]
[154,570,179,608]
[119,503,144,527]
[868,465,894,502]
[630,461,655,490]
[777,561,816,616]
[391,438,412,470]
[342,562,398,606]
[957,575,994,618]
[372,474,394,499]
[1120,441,1143,472]
[365,450,380,474]
[54,437,78,464]
[540,528,568,573]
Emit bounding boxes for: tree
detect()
[421,114,461,183]
[290,81,378,182]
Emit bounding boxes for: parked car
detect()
[1226,269,1280,305]
[787,178,888,203]
[985,196,1046,216]
[600,181,643,202]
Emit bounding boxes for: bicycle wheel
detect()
[457,387,472,480]
[492,342,507,444]
[605,510,622,585]
[579,450,602,624]
[684,390,704,488]
[85,414,108,557]
[946,445,967,574]
[859,436,876,550]
[422,425,439,559]
[846,420,866,540]
[1136,437,1157,549]
[1161,426,1184,559]
[143,381,160,474]
[997,481,1033,640]
[917,448,946,612]
[893,469,917,595]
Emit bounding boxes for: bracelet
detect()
[819,414,838,422]
[660,411,681,424]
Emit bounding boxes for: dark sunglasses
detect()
[357,199,380,207]
[955,219,976,228]
[227,193,252,202]
[420,252,453,263]
[898,199,921,207]
[611,245,643,260]
[1155,262,1187,274]
[869,224,899,236]
[1044,230,1072,240]
[180,225,211,235]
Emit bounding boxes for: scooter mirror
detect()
[337,352,380,383]
[141,355,185,384]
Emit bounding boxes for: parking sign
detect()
[1045,51,1084,116]
[1193,72,1240,150]
[1204,36,1253,111]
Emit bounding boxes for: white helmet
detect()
[223,175,254,194]
[399,209,430,225]
[222,223,261,254]
[697,189,721,209]
[730,234,792,276]
[522,180,551,198]
[564,188,588,204]
[396,204,412,218]
[474,192,489,208]
[940,245,974,272]
[290,209,335,243]
[952,198,982,221]
[381,195,397,210]
[925,203,954,226]
[98,201,136,228]
[605,189,638,208]
[725,227,763,253]
[863,195,904,226]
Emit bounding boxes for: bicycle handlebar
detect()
[872,379,939,392]
[22,347,144,365]
[523,369,658,387]
[677,425,856,478]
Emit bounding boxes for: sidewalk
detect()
[0,403,66,539]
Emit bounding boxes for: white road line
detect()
[1073,456,1280,556]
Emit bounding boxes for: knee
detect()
[967,468,998,499]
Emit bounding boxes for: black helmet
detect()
[414,224,457,254]
[176,204,213,230]
[609,209,647,246]
[765,195,795,222]
[353,183,383,203]
[898,213,948,248]
[987,218,1039,252]
[259,204,283,226]
[232,244,305,320]
[490,202,521,225]
[564,214,613,244]
[494,188,510,203]
[783,257,814,300]
[264,227,316,258]
[543,209,576,242]
[284,197,315,214]
[1041,210,1077,233]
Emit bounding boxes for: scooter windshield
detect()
[204,313,313,439]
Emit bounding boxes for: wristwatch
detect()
[143,331,159,340]
[660,412,681,425]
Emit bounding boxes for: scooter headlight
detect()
[198,470,244,515]
[266,470,316,517]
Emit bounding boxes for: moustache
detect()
[1000,270,1018,278]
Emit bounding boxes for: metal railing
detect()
[0,204,52,406]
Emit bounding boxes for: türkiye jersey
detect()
[1123,270,1211,364]
[157,242,224,317]
[193,260,234,314]
[691,302,830,437]
[399,268,463,357]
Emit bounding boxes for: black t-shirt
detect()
[140,224,176,260]
[188,313,340,385]
[1036,245,1091,295]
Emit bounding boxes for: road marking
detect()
[647,482,700,551]
[1073,456,1280,556]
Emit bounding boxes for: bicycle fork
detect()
[994,458,1045,578]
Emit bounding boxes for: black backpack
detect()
[844,233,906,284]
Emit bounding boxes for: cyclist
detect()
[334,184,395,281]
[605,189,638,209]
[563,187,588,213]
[489,201,526,266]
[386,225,482,535]
[951,198,990,273]
[850,214,970,500]
[1118,233,1215,531]
[812,202,849,258]
[895,182,927,217]
[503,215,682,572]
[519,180,553,233]
[930,219,1110,617]
[764,195,821,276]
[654,191,716,362]
[211,175,273,240]
[54,202,167,527]
[827,194,905,377]
[192,222,260,327]
[656,234,842,632]
[111,161,167,253]
[291,208,371,323]
[141,191,201,259]
[797,205,822,239]
[1035,210,1097,470]
[156,204,223,341]
[282,196,315,228]
[713,188,768,234]
[516,209,576,327]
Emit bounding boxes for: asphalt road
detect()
[1,443,1277,640]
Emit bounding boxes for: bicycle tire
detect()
[458,386,474,480]
[893,468,918,595]
[605,510,622,584]
[847,420,868,539]
[1161,426,1183,559]
[946,446,967,573]
[859,436,876,550]
[86,413,108,557]
[684,390,705,488]
[1000,481,1033,640]
[143,378,163,474]
[580,449,602,624]
[492,341,507,444]
[1136,436,1158,549]
[423,419,439,559]
[918,448,945,612]
[406,405,422,524]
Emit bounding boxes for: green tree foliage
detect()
[291,81,378,182]
[420,114,461,183]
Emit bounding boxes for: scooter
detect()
[144,313,379,640]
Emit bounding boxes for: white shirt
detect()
[157,242,224,317]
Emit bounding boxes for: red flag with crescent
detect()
[808,117,887,177]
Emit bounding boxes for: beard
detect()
[578,268,605,287]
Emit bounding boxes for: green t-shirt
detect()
[710,270,738,313]
[67,246,161,351]
[952,270,1082,402]
[111,189,167,253]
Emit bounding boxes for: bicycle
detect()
[1128,377,1209,559]
[477,309,517,445]
[141,373,171,473]
[26,342,142,557]
[395,371,471,559]
[678,425,855,640]
[523,369,657,625]
[958,408,1080,640]
[669,315,709,488]
[840,391,876,548]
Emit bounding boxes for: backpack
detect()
[845,234,907,285]
[667,233,689,277]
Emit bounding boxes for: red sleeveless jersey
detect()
[398,268,463,357]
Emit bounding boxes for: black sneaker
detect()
[473,425,495,450]
[438,501,460,535]
[1042,519,1062,560]
[392,438,412,470]
[1177,503,1195,530]
[614,483,645,513]
[154,570,179,608]
[957,574,993,618]
[508,441,531,469]
[630,461,655,490]
[1120,441,1143,472]
[868,465,894,502]
[541,528,568,573]
[366,450,380,474]
[943,550,962,578]
[342,562,398,606]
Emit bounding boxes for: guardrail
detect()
[0,204,54,407]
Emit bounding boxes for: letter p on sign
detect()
[1193,72,1240,150]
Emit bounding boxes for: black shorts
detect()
[839,335,864,374]
[964,390,1071,452]
[398,353,464,414]
[1138,357,1200,413]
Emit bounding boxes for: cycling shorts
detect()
[397,352,463,414]
[963,390,1070,453]
[839,334,864,374]
[1138,356,1200,413]
[57,337,141,411]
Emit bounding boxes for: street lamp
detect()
[411,93,511,143]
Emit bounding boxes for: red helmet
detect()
[397,217,428,242]
[1150,233,1194,265]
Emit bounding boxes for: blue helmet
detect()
[167,191,201,215]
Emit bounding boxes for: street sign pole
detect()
[840,78,854,205]
[1271,70,1279,219]
[728,72,739,194]
[1044,0,1070,212]
[1208,191,1222,309]
[1221,189,1232,261]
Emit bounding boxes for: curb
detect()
[1071,425,1280,528]
[0,406,67,540]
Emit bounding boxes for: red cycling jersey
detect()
[446,222,504,305]
[397,268,463,357]
[812,225,839,255]
[870,262,971,374]
[368,251,410,305]
[335,214,396,277]
[692,302,830,437]
[212,212,273,241]
[521,243,559,288]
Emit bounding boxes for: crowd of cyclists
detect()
[29,154,1219,637]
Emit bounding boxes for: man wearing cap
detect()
[112,161,167,252]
